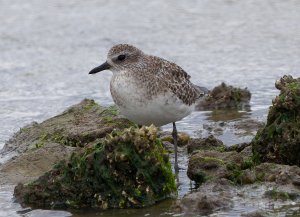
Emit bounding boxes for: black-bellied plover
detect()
[89,44,206,171]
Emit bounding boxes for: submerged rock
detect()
[241,210,268,217]
[14,126,177,209]
[197,82,251,110]
[254,162,300,186]
[173,179,233,215]
[252,75,300,166]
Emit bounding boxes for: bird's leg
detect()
[172,122,179,173]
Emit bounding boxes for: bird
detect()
[89,44,207,172]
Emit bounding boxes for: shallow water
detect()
[1,0,300,216]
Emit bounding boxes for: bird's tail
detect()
[194,85,209,98]
[193,85,210,110]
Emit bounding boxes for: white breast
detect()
[110,73,194,127]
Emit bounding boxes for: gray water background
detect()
[1,0,300,216]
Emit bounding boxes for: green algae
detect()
[252,75,300,166]
[188,147,258,185]
[212,146,226,152]
[226,157,256,185]
[226,163,244,185]
[26,100,134,150]
[265,188,298,201]
[187,153,226,184]
[187,135,226,154]
[14,126,177,209]
[202,157,225,165]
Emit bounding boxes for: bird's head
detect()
[89,44,144,74]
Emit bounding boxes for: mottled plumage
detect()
[103,44,204,126]
[89,44,206,171]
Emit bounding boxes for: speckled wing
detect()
[154,57,205,105]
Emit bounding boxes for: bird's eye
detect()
[117,54,126,61]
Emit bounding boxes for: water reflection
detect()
[205,109,251,122]
[71,200,175,217]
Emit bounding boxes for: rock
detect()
[240,169,256,184]
[292,176,300,186]
[14,126,177,209]
[233,119,265,137]
[239,145,253,157]
[177,171,300,216]
[1,99,133,157]
[187,151,227,183]
[187,142,300,187]
[226,143,252,153]
[187,135,226,154]
[252,75,300,166]
[184,138,300,216]
[0,143,77,185]
[196,82,251,110]
[173,181,233,215]
[187,149,253,184]
[264,188,299,201]
[0,99,134,186]
[159,131,190,147]
[254,163,300,185]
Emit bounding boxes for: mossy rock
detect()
[252,75,300,166]
[264,188,299,201]
[14,126,177,209]
[187,154,226,184]
[196,82,251,110]
[160,132,191,147]
[187,135,226,154]
[2,99,134,155]
[187,149,255,185]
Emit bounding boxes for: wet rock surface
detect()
[14,126,176,209]
[181,153,300,216]
[183,89,300,217]
[0,99,134,186]
[2,76,300,216]
[1,99,133,157]
[187,148,253,184]
[0,143,77,185]
[187,135,226,154]
[173,179,233,215]
[252,75,300,166]
[2,100,176,209]
[241,210,268,217]
[197,82,251,110]
[186,134,300,187]
[159,131,190,147]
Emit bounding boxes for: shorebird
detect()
[89,44,206,171]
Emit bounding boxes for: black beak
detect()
[89,61,111,74]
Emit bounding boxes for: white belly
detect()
[110,75,194,126]
[120,93,193,126]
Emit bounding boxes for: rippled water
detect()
[1,0,300,216]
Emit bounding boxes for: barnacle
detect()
[15,126,177,209]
